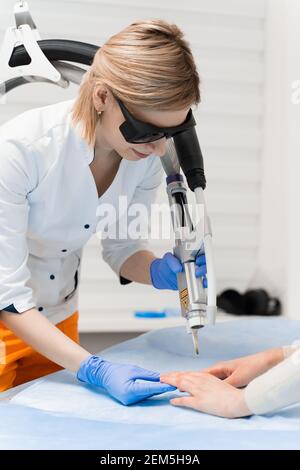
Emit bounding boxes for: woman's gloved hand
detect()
[77,355,176,405]
[150,252,207,290]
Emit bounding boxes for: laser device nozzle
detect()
[191,327,199,355]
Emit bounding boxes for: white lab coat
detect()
[0,99,162,325]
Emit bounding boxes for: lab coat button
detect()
[50,274,55,280]
[38,307,44,312]
[84,224,90,229]
[61,249,67,252]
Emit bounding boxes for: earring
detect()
[97,110,102,116]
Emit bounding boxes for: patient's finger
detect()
[175,377,200,395]
[181,372,206,379]
[160,374,195,390]
[160,373,181,383]
[224,373,244,387]
[160,372,190,385]
[170,396,197,409]
[161,371,201,387]
[202,366,229,380]
[161,370,193,379]
[160,371,180,377]
[160,374,180,387]
[162,369,194,374]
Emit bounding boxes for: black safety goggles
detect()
[115,96,196,144]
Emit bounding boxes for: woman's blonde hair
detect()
[72,19,200,146]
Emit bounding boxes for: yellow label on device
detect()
[180,288,189,310]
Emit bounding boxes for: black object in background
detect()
[217,288,281,316]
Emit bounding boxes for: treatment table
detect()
[1,318,300,450]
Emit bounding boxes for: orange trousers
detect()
[0,311,79,392]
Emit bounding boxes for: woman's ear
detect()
[93,86,109,112]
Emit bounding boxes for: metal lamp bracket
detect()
[0,1,64,84]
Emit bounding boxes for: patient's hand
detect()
[202,348,284,388]
[160,371,250,418]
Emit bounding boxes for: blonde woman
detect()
[0,20,207,404]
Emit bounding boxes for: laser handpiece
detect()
[161,128,217,354]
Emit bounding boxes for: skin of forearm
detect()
[119,250,156,284]
[0,308,90,372]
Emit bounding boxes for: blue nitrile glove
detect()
[77,355,176,406]
[150,252,207,290]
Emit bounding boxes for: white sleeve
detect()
[245,347,300,415]
[282,341,300,359]
[0,140,37,313]
[101,157,163,277]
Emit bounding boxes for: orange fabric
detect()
[0,311,79,392]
